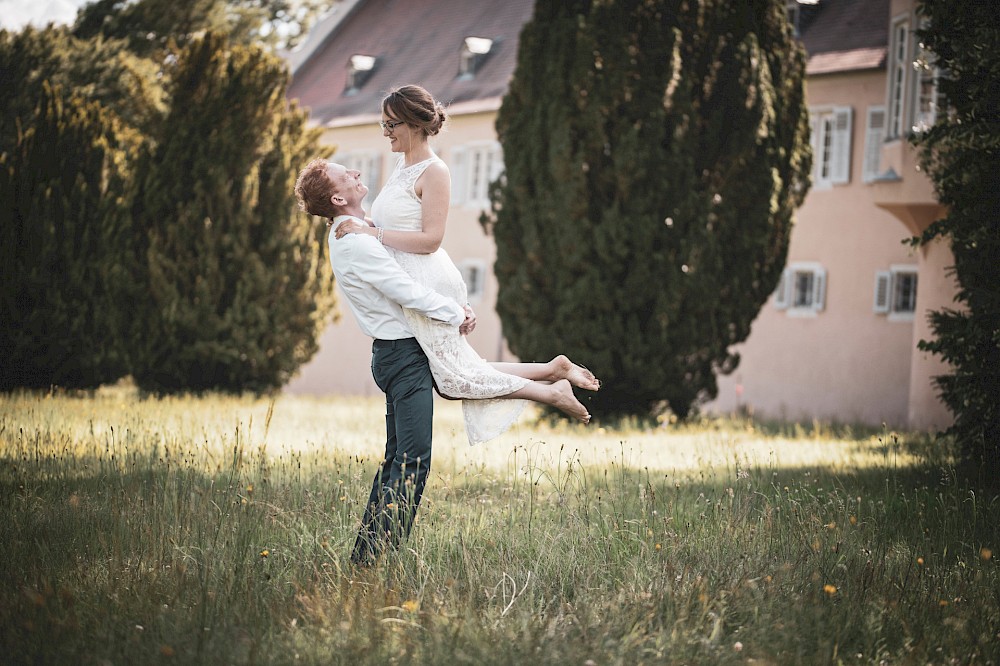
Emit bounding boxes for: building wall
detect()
[286,109,509,395]
[906,236,955,430]
[709,69,925,427]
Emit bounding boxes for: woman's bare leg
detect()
[506,379,591,423]
[490,355,600,391]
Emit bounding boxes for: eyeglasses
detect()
[379,119,405,132]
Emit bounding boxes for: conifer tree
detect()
[0,26,162,144]
[73,0,329,54]
[490,0,810,418]
[129,33,333,393]
[1,28,66,149]
[913,1,1000,475]
[0,81,136,390]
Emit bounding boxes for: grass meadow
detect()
[1,388,998,665]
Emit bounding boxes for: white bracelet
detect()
[377,227,384,244]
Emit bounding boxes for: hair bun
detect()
[427,102,448,136]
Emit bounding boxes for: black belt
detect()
[372,337,419,349]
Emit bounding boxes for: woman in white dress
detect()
[334,85,598,444]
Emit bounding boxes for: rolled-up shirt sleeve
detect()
[351,239,465,326]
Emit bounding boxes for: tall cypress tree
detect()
[129,32,333,393]
[490,0,810,418]
[0,81,136,390]
[913,1,1000,475]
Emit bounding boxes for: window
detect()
[887,18,909,139]
[450,142,503,207]
[786,1,800,36]
[773,262,826,316]
[458,259,488,302]
[459,37,494,79]
[912,22,945,133]
[336,151,382,208]
[863,106,886,182]
[912,63,943,133]
[809,106,852,187]
[874,266,918,320]
[345,54,377,93]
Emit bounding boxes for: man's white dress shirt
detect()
[327,215,464,340]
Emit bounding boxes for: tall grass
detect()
[1,388,997,664]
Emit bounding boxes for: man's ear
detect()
[330,193,346,207]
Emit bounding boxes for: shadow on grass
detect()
[3,442,999,665]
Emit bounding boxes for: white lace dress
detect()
[370,155,529,445]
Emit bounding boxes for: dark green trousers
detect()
[351,337,433,565]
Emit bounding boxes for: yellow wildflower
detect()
[823,584,837,595]
[981,547,992,561]
[260,549,269,558]
[401,599,419,613]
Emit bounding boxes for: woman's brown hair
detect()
[382,85,448,136]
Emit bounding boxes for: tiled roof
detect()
[287,0,892,126]
[287,0,536,126]
[800,0,889,75]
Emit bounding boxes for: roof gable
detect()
[287,0,535,126]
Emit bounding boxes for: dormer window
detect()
[786,1,801,36]
[786,0,819,37]
[459,37,493,79]
[345,54,377,94]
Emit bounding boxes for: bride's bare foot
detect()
[552,355,601,391]
[550,379,591,423]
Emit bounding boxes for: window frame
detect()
[809,105,853,188]
[911,19,945,134]
[450,141,504,208]
[773,261,827,317]
[862,105,886,183]
[874,265,918,321]
[886,16,910,140]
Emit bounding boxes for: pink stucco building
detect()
[284,0,954,431]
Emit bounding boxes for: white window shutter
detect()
[450,146,468,204]
[773,269,790,310]
[830,106,853,185]
[863,106,885,183]
[812,267,827,311]
[873,271,892,313]
[489,144,504,182]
